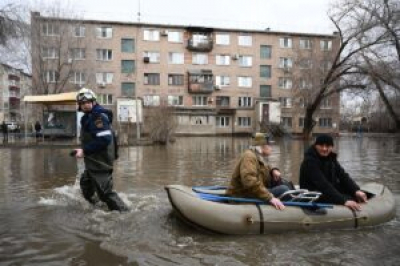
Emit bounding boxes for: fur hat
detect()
[315,134,334,146]
[251,133,270,146]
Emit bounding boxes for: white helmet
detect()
[76,88,96,102]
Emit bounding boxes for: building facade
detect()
[31,12,340,136]
[0,63,32,123]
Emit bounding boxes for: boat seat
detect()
[279,189,322,202]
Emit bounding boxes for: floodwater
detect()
[0,136,399,266]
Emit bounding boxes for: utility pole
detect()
[135,0,141,141]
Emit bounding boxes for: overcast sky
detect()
[33,0,337,34]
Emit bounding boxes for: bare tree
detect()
[146,104,178,144]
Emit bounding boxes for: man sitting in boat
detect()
[299,134,368,211]
[226,133,290,210]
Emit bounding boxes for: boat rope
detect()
[255,204,264,234]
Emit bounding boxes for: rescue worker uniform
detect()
[79,103,128,212]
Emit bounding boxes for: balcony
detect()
[186,28,214,52]
[188,70,214,94]
[216,96,236,114]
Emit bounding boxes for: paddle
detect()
[196,192,334,209]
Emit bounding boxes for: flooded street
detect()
[0,136,399,266]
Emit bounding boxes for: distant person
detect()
[1,121,8,143]
[226,133,290,210]
[299,134,368,211]
[34,121,42,141]
[72,88,128,212]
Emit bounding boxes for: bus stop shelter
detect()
[23,92,78,143]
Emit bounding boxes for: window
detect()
[168,95,183,106]
[260,85,271,97]
[216,55,230,65]
[167,31,183,43]
[279,57,293,68]
[42,47,57,59]
[260,45,272,59]
[96,72,114,84]
[280,37,292,48]
[321,61,332,71]
[168,74,184,86]
[192,96,208,106]
[96,26,112,38]
[239,56,252,67]
[238,117,251,127]
[71,71,85,85]
[69,48,85,60]
[42,70,57,83]
[238,96,252,107]
[299,78,312,89]
[299,97,308,108]
[279,97,292,107]
[320,40,332,51]
[143,95,160,106]
[121,38,135,53]
[215,76,230,86]
[74,26,85,37]
[278,77,293,89]
[216,33,230,45]
[319,117,332,127]
[216,96,230,106]
[144,73,160,85]
[299,117,304,127]
[96,49,113,61]
[144,29,160,41]
[281,117,293,127]
[299,39,312,49]
[238,35,252,46]
[216,116,230,127]
[321,98,332,109]
[42,23,59,36]
[143,51,160,63]
[168,52,184,64]
[191,33,211,46]
[121,82,135,97]
[238,76,252,88]
[192,53,208,65]
[299,58,312,69]
[192,116,208,125]
[260,65,271,78]
[97,93,113,105]
[121,60,135,73]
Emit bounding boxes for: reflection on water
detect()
[0,136,399,265]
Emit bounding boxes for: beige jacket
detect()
[226,149,274,201]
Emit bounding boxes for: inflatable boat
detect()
[165,183,396,234]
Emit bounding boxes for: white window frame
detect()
[238,117,251,127]
[42,23,59,36]
[239,55,253,67]
[74,26,85,37]
[143,51,160,63]
[299,39,312,49]
[216,33,230,45]
[238,76,252,88]
[96,26,112,38]
[192,53,208,65]
[192,95,208,106]
[168,95,184,106]
[43,70,57,83]
[319,117,332,127]
[97,93,113,105]
[320,40,332,51]
[280,97,292,108]
[280,37,293,48]
[143,95,160,106]
[167,31,183,43]
[168,52,184,64]
[144,29,160,41]
[96,72,114,84]
[216,116,230,127]
[96,49,113,61]
[42,47,58,59]
[321,98,332,109]
[71,71,85,85]
[281,117,293,127]
[215,76,230,87]
[238,35,252,46]
[238,96,252,107]
[278,77,293,89]
[279,57,293,69]
[69,48,85,60]
[216,55,230,65]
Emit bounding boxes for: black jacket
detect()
[299,146,360,204]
